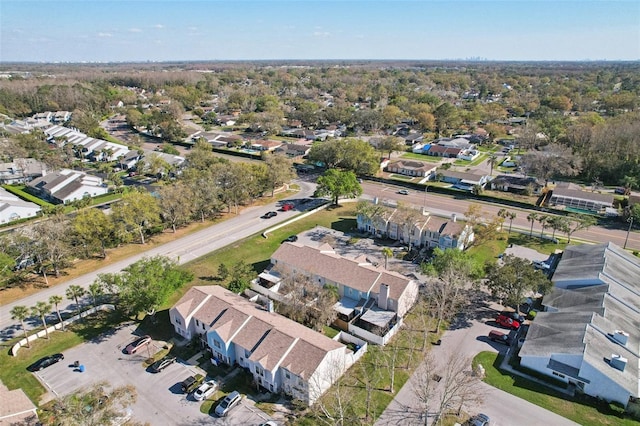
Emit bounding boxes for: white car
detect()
[193,380,217,401]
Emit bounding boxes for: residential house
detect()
[425,144,462,158]
[520,243,640,410]
[32,112,53,122]
[170,286,360,405]
[0,187,41,224]
[436,136,475,150]
[44,125,130,161]
[52,111,72,123]
[0,159,46,184]
[549,185,614,213]
[490,175,542,195]
[27,169,108,204]
[257,238,419,345]
[403,133,424,146]
[385,160,437,178]
[250,139,283,152]
[275,143,311,158]
[356,205,474,251]
[457,149,481,161]
[438,170,491,190]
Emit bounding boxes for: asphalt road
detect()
[362,181,640,251]
[0,181,317,342]
[375,301,579,426]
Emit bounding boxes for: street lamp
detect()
[624,216,634,250]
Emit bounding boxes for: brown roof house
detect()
[253,235,419,345]
[386,160,437,178]
[170,286,361,405]
[356,202,474,251]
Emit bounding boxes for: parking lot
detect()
[34,323,273,425]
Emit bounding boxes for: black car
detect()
[261,211,277,219]
[149,356,177,373]
[282,235,298,243]
[27,353,64,372]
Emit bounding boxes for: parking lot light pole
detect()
[624,216,634,249]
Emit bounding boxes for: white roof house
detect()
[520,243,640,408]
[0,158,47,184]
[0,188,41,224]
[27,169,108,204]
[44,125,130,161]
[170,286,360,406]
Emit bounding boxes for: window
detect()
[255,366,264,376]
[552,371,566,379]
[202,322,206,330]
[285,372,290,380]
[245,350,250,358]
[174,317,181,325]
[195,319,200,327]
[214,340,221,349]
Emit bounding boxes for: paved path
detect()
[0,181,316,341]
[375,301,579,426]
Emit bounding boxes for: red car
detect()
[281,202,294,211]
[496,314,520,330]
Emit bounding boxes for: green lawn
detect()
[473,352,639,426]
[401,152,444,163]
[2,184,53,207]
[453,153,486,167]
[0,310,126,404]
[389,174,415,181]
[507,234,567,255]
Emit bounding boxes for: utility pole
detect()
[624,216,634,249]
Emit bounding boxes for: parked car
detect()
[488,330,512,346]
[27,353,64,372]
[280,202,294,211]
[397,189,410,195]
[181,374,205,394]
[124,335,151,354]
[193,380,218,401]
[495,314,520,330]
[261,211,277,219]
[499,310,525,323]
[149,355,177,373]
[259,422,278,426]
[214,390,242,417]
[470,413,490,426]
[282,235,298,243]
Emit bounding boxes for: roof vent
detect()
[610,354,627,372]
[612,330,629,346]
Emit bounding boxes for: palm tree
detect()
[31,301,52,339]
[66,285,86,317]
[10,305,31,348]
[526,212,538,237]
[49,295,65,331]
[88,282,104,306]
[506,211,517,235]
[621,175,638,196]
[538,215,550,238]
[382,247,394,270]
[488,154,498,176]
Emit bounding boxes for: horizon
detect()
[2,1,639,63]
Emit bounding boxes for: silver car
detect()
[214,391,241,416]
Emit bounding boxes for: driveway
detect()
[33,324,273,425]
[375,300,579,426]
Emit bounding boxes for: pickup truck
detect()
[180,374,204,394]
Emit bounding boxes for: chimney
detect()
[612,330,629,346]
[378,284,389,310]
[610,354,627,372]
[451,213,457,222]
[267,299,274,313]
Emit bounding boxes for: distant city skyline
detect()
[1,1,639,63]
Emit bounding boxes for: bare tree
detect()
[520,143,582,186]
[396,202,424,250]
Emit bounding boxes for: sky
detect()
[1,0,639,63]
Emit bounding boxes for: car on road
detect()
[124,335,151,354]
[397,189,410,195]
[495,314,520,330]
[27,353,64,372]
[181,374,205,394]
[261,211,277,219]
[470,413,490,426]
[282,235,298,243]
[259,422,278,426]
[149,355,177,373]
[488,330,512,346]
[193,380,218,401]
[214,390,242,417]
